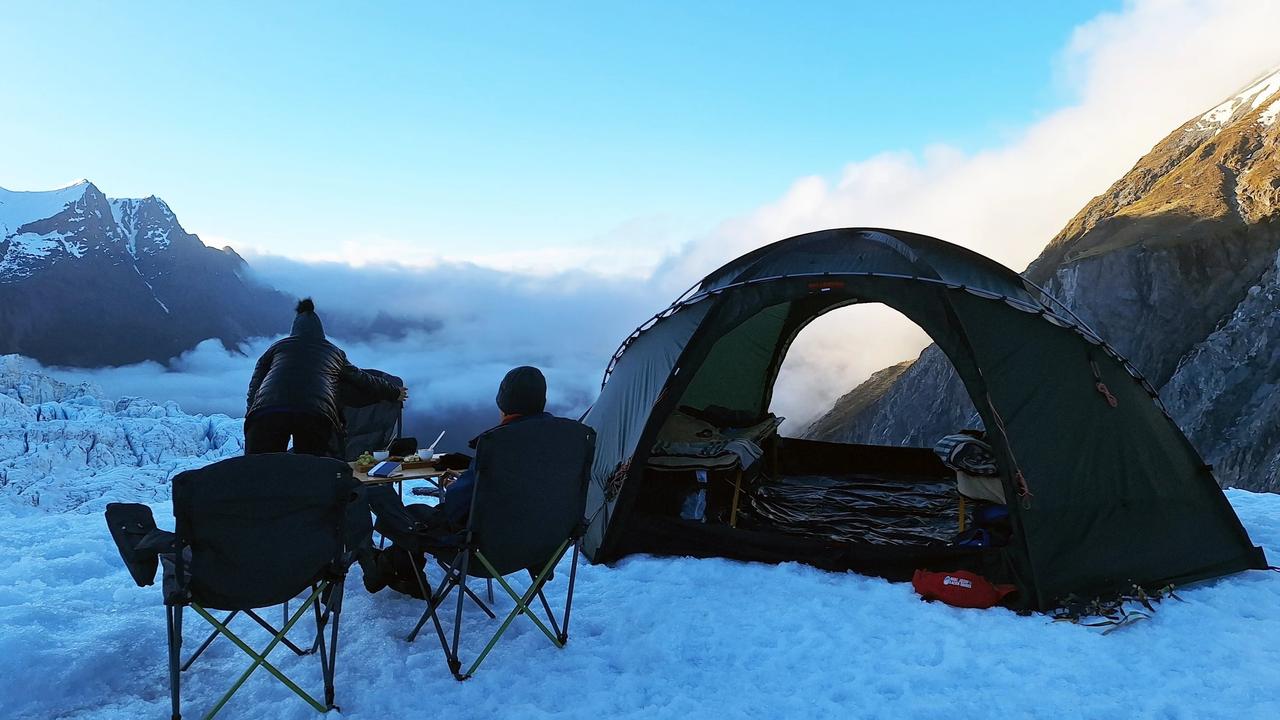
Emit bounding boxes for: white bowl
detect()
[372,451,390,461]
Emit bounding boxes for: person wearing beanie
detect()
[494,365,547,420]
[244,298,408,456]
[434,366,550,523]
[362,366,553,595]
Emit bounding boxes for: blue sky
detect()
[0,1,1118,267]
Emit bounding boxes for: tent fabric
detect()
[581,228,1267,610]
[677,302,791,414]
[582,301,709,556]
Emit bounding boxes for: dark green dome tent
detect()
[581,228,1267,610]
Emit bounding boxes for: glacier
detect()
[0,357,1278,718]
[0,355,243,514]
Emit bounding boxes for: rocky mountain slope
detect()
[806,68,1280,492]
[0,180,293,366]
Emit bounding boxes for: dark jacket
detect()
[439,411,552,527]
[246,310,400,431]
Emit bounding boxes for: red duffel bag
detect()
[912,569,1016,609]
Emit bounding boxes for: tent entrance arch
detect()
[608,275,1023,586]
[762,302,985,546]
[767,302,939,436]
[581,229,1266,611]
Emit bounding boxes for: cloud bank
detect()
[48,258,663,452]
[48,0,1280,438]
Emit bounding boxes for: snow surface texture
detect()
[1260,96,1280,128]
[0,180,91,238]
[1,362,1278,719]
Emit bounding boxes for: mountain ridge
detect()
[0,180,293,366]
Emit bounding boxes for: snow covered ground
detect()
[1,358,1279,719]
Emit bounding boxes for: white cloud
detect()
[46,257,665,452]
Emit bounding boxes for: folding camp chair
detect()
[339,368,405,461]
[404,416,596,680]
[106,454,365,719]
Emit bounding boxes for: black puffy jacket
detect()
[246,310,400,430]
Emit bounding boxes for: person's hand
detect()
[398,387,409,402]
[440,470,459,489]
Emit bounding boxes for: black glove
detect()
[435,452,472,470]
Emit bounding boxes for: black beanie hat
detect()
[290,297,325,338]
[496,366,546,415]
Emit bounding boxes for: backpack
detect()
[373,545,430,599]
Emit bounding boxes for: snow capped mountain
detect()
[3,180,195,290]
[0,180,293,366]
[0,180,111,281]
[0,179,91,235]
[1189,66,1280,135]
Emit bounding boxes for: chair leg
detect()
[182,610,235,671]
[192,585,330,717]
[528,568,562,639]
[311,589,331,700]
[321,579,343,710]
[403,548,452,659]
[560,542,581,645]
[729,466,743,528]
[487,578,494,604]
[460,549,567,679]
[449,552,471,678]
[461,582,496,619]
[245,609,312,656]
[167,604,183,720]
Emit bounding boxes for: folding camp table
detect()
[351,463,454,550]
[349,462,450,499]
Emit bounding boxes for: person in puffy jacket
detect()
[245,298,408,456]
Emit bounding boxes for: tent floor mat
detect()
[617,513,996,582]
[747,473,961,547]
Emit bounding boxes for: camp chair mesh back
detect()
[165,453,361,718]
[340,369,404,461]
[468,416,596,576]
[174,453,355,610]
